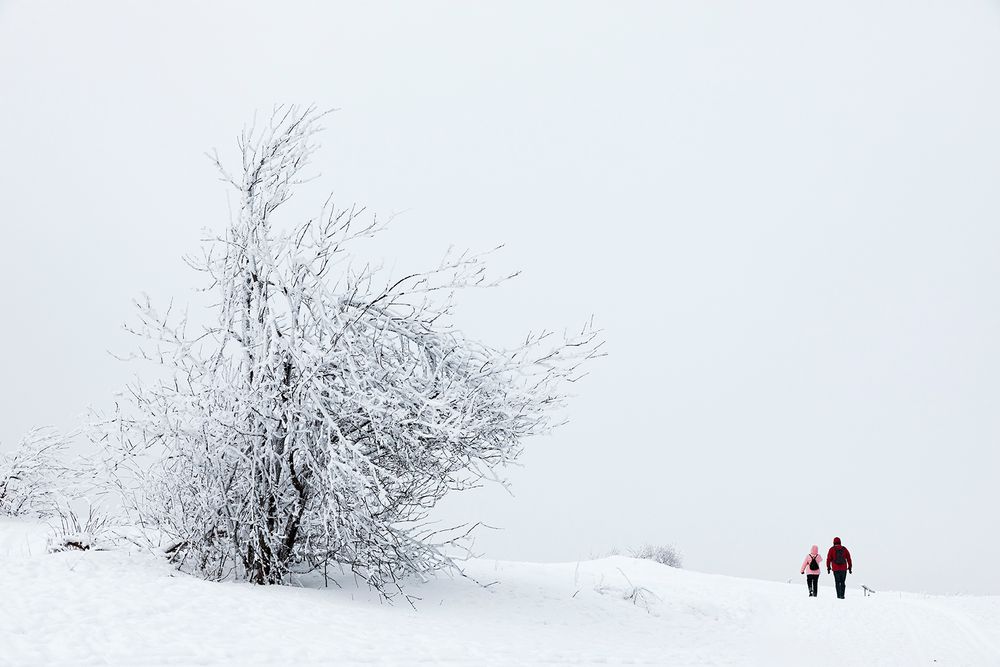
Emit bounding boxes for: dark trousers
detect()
[806,574,819,597]
[833,570,848,598]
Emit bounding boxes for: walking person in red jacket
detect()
[827,537,852,599]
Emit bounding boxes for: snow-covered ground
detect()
[1,519,997,666]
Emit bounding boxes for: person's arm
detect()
[826,548,833,573]
[801,556,809,574]
[846,548,853,574]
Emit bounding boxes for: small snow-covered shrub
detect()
[0,427,73,517]
[47,505,113,553]
[49,532,95,553]
[630,544,683,568]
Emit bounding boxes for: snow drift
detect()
[0,519,997,666]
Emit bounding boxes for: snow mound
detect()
[0,519,997,665]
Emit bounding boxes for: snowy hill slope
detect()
[1,518,998,666]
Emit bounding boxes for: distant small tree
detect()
[630,544,683,568]
[107,106,602,594]
[0,427,73,517]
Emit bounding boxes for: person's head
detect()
[833,536,842,546]
[810,545,819,555]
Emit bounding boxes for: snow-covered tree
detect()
[0,427,74,517]
[107,106,602,593]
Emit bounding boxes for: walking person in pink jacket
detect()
[800,545,822,597]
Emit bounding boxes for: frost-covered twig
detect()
[593,569,662,614]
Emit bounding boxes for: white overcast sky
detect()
[2,1,1000,595]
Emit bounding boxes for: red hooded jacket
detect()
[827,537,852,572]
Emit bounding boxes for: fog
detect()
[2,0,1000,594]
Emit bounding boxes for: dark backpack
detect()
[809,554,819,571]
[834,546,846,566]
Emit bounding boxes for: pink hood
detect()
[801,545,823,574]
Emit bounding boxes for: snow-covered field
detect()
[1,519,997,666]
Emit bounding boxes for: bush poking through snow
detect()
[103,106,603,594]
[594,568,662,615]
[629,544,683,568]
[49,532,94,553]
[48,505,113,553]
[0,427,74,517]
